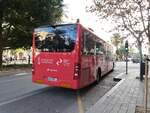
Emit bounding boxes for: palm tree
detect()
[111,33,123,60]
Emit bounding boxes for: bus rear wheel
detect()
[96,69,101,84]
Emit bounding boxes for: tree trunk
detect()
[0,17,3,70]
[138,43,143,62]
[0,46,2,71]
[0,6,3,71]
[138,41,143,81]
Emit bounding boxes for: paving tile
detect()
[86,70,150,113]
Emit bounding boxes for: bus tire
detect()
[96,68,101,84]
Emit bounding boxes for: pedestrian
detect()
[28,55,30,64]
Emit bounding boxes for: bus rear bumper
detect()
[33,79,80,89]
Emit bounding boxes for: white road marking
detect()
[0,72,31,84]
[0,77,29,84]
[0,87,48,107]
[14,73,30,76]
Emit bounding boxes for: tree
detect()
[89,0,150,60]
[89,0,150,79]
[117,45,126,60]
[111,33,123,49]
[111,33,122,49]
[111,33,123,60]
[0,0,64,70]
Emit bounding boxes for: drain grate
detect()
[135,106,150,113]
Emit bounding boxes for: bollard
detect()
[140,62,145,81]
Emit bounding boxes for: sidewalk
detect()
[86,69,150,113]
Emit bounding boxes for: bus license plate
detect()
[48,77,57,81]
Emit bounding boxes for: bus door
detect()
[96,42,106,75]
[106,49,113,71]
[80,31,96,86]
[86,35,96,82]
[105,54,109,73]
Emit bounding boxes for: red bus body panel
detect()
[32,24,81,89]
[32,52,79,89]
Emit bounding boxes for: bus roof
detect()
[35,23,77,29]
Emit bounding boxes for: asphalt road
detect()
[0,74,46,104]
[0,62,140,113]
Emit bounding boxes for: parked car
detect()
[132,58,140,63]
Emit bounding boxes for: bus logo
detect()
[56,58,63,66]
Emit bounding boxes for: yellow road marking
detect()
[77,91,84,113]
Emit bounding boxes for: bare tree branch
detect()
[137,1,149,36]
[118,5,138,39]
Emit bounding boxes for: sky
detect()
[62,0,150,54]
[63,0,113,42]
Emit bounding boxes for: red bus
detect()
[32,23,114,89]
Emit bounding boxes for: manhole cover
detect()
[135,106,150,113]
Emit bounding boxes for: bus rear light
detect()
[73,63,80,80]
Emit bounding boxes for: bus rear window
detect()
[34,24,77,52]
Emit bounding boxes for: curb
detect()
[113,72,125,82]
[86,78,125,113]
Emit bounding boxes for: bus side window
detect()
[96,42,105,55]
[82,31,88,55]
[83,31,95,55]
[107,50,113,61]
